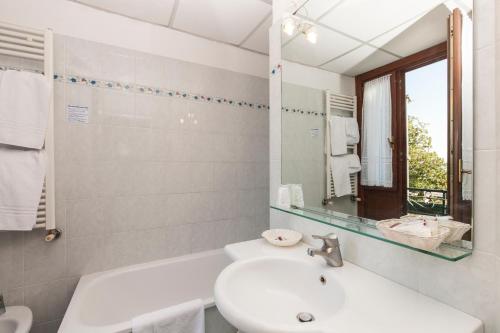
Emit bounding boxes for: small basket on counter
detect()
[400,215,472,244]
[376,219,450,251]
[438,220,471,243]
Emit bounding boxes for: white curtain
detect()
[361,75,393,187]
[461,11,473,200]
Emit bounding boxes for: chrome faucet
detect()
[0,293,5,315]
[307,234,343,267]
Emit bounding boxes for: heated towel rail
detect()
[324,91,358,201]
[0,21,59,241]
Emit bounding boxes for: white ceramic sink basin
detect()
[0,306,32,333]
[216,239,483,333]
[215,256,345,333]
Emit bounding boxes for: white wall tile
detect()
[165,224,193,257]
[23,230,67,286]
[0,232,24,289]
[474,45,496,150]
[1,32,269,332]
[417,251,497,331]
[474,0,495,50]
[473,150,497,253]
[24,279,72,325]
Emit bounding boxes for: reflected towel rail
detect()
[325,91,358,201]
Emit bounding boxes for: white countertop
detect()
[223,239,483,333]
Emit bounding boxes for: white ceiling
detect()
[71,0,273,55]
[282,0,472,77]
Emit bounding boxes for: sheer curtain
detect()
[461,13,473,200]
[360,75,393,187]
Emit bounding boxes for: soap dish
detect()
[376,219,450,251]
[262,229,302,247]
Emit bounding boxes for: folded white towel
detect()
[345,118,360,145]
[132,299,204,333]
[392,220,432,237]
[0,145,46,231]
[0,70,50,149]
[330,116,347,156]
[331,154,361,197]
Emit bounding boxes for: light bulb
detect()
[282,17,296,36]
[305,27,317,44]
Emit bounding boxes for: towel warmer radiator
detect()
[0,21,59,241]
[324,91,358,202]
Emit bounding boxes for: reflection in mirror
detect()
[280,0,473,247]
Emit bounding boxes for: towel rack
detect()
[0,21,60,242]
[324,91,358,202]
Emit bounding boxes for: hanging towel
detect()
[331,154,361,197]
[330,116,347,156]
[132,299,204,333]
[0,70,50,149]
[345,118,360,145]
[0,145,46,230]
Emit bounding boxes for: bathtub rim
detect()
[59,248,226,333]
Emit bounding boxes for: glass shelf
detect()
[271,205,473,262]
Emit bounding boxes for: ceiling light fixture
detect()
[282,14,297,36]
[302,24,317,44]
[282,14,317,44]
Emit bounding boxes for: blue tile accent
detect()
[0,65,269,112]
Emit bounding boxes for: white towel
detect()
[132,299,204,333]
[0,70,50,149]
[0,145,46,230]
[331,154,361,197]
[345,118,360,145]
[330,116,347,156]
[393,220,432,237]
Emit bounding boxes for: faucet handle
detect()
[312,233,339,247]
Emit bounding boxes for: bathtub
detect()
[59,249,232,333]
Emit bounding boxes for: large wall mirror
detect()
[280,0,474,247]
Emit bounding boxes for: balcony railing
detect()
[407,187,448,216]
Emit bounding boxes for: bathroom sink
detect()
[216,239,483,333]
[214,257,345,333]
[0,306,33,333]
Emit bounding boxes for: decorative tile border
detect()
[0,65,269,111]
[282,106,325,117]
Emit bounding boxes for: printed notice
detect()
[67,105,89,124]
[310,128,320,138]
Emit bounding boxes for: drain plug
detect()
[297,312,315,323]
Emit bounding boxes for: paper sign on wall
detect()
[310,128,320,138]
[67,105,89,124]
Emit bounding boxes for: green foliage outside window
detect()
[407,116,447,190]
